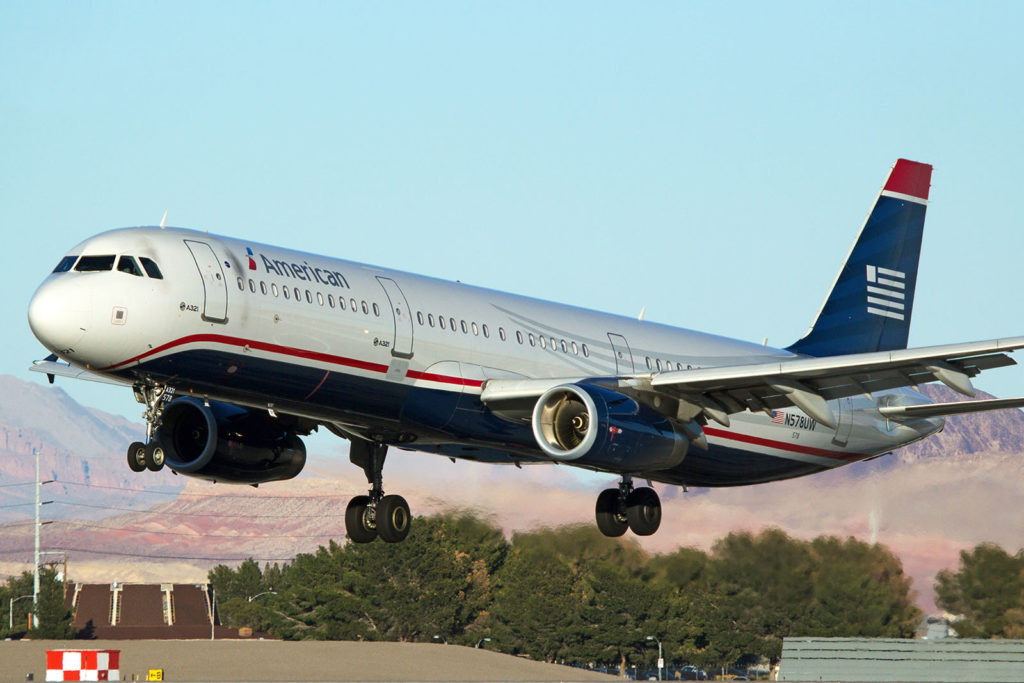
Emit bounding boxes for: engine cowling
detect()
[531,383,689,472]
[156,397,306,484]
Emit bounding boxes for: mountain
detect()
[1,373,1023,612]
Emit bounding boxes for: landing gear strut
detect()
[126,384,173,474]
[595,476,661,537]
[346,440,411,543]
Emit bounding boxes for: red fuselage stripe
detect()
[101,334,484,387]
[703,426,864,461]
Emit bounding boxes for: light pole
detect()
[475,637,491,649]
[248,591,277,602]
[646,636,663,681]
[9,595,33,632]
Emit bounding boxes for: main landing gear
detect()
[126,385,171,475]
[595,476,662,537]
[345,440,411,543]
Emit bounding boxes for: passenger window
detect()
[237,277,245,290]
[305,290,312,304]
[516,331,523,344]
[550,337,557,350]
[560,340,567,353]
[449,317,456,331]
[528,333,535,347]
[498,327,505,341]
[461,320,468,334]
[471,322,479,336]
[350,298,358,312]
[272,283,279,297]
[117,256,143,277]
[249,279,256,293]
[417,312,424,325]
[646,356,652,370]
[539,336,546,349]
[328,294,335,308]
[139,257,163,279]
[283,287,290,300]
[656,359,662,372]
[317,292,324,306]
[428,313,435,327]
[483,324,490,338]
[52,256,77,273]
[439,316,446,330]
[571,341,578,355]
[294,287,301,300]
[582,344,589,358]
[361,301,368,314]
[373,303,380,316]
[260,281,268,295]
[75,255,115,272]
[338,297,346,310]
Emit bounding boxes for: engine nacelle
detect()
[156,397,306,484]
[531,383,689,472]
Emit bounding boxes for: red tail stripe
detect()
[884,158,932,200]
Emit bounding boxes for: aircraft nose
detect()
[27,277,92,354]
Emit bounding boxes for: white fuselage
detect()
[28,227,943,488]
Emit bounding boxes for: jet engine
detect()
[531,383,689,472]
[155,397,306,484]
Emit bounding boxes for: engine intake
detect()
[532,383,690,473]
[156,397,306,484]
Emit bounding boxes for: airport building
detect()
[67,582,247,639]
[778,637,1024,682]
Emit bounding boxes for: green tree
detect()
[936,543,1024,638]
[805,537,920,638]
[489,527,590,662]
[31,568,74,639]
[0,571,36,638]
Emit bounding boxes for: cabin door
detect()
[184,240,228,323]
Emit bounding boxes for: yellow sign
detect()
[146,670,164,681]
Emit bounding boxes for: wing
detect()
[481,336,1024,430]
[29,355,133,387]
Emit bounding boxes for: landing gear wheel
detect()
[626,487,661,536]
[595,488,628,537]
[144,441,166,472]
[345,495,378,543]
[377,494,411,543]
[127,441,147,473]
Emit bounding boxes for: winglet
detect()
[787,159,932,357]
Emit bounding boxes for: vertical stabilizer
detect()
[787,159,932,357]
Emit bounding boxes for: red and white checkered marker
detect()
[46,650,120,681]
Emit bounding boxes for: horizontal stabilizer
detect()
[878,396,1024,420]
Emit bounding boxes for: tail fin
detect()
[786,158,932,357]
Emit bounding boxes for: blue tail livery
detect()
[787,158,932,357]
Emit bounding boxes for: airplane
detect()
[27,159,1024,543]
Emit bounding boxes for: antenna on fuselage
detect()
[638,306,646,321]
[159,210,168,229]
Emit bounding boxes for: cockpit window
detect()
[52,256,77,273]
[117,255,144,277]
[74,255,116,272]
[139,257,163,279]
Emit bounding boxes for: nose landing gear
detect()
[345,440,411,543]
[595,476,662,537]
[126,384,172,475]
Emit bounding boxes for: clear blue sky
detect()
[4,1,1024,420]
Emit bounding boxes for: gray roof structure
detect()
[778,637,1024,682]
